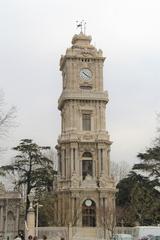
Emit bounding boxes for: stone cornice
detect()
[58,131,112,145]
[58,90,108,110]
[0,192,21,199]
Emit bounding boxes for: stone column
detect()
[98,148,101,175]
[75,146,78,174]
[4,199,8,240]
[71,197,74,225]
[0,205,3,233]
[69,101,71,130]
[101,148,104,174]
[68,222,72,240]
[73,101,76,130]
[99,197,104,226]
[107,149,110,176]
[79,159,82,181]
[58,152,61,176]
[71,147,73,175]
[93,159,96,178]
[100,63,103,91]
[57,196,60,225]
[102,103,106,130]
[99,102,103,131]
[15,202,20,234]
[96,102,99,130]
[98,148,104,175]
[99,104,101,130]
[61,148,65,178]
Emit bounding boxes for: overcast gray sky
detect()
[0,0,160,167]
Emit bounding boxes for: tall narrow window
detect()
[100,149,103,172]
[82,114,91,131]
[64,149,66,177]
[59,153,62,175]
[74,197,77,225]
[73,148,75,171]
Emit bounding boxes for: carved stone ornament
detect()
[71,172,79,188]
[99,175,115,188]
[81,174,97,188]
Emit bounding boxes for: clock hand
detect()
[83,72,90,78]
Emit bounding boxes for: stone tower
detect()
[54,32,116,228]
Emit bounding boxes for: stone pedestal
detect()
[26,207,35,238]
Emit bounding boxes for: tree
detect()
[0,139,56,216]
[133,145,160,187]
[116,171,160,226]
[133,115,160,188]
[99,207,116,240]
[0,90,16,153]
[38,192,55,226]
[0,90,16,138]
[130,181,160,225]
[111,160,132,184]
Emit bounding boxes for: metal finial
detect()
[84,21,86,34]
[76,20,87,34]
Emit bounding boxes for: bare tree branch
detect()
[0,90,17,154]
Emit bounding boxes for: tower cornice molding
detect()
[58,90,108,110]
[58,132,112,145]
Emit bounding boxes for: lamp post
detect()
[35,202,43,238]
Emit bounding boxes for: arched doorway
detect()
[82,152,93,180]
[82,199,96,227]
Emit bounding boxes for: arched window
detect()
[82,152,93,180]
[82,199,96,227]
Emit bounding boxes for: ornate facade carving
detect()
[54,32,116,227]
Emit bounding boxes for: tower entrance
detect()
[82,199,96,227]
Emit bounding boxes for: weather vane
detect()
[76,20,86,34]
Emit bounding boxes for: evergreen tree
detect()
[116,172,160,226]
[133,145,160,187]
[0,139,56,215]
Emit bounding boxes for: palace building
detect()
[54,31,116,229]
[0,182,22,240]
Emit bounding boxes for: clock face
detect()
[85,199,92,207]
[80,68,92,81]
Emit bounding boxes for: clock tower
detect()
[54,32,116,229]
